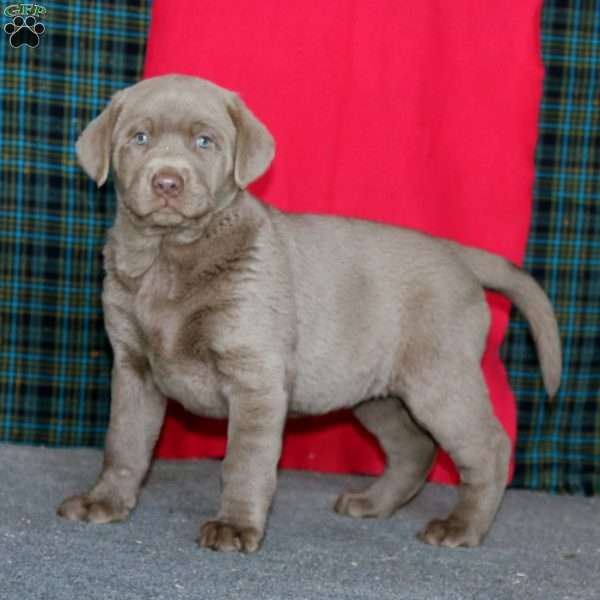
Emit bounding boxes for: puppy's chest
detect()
[134,258,184,353]
[130,257,228,414]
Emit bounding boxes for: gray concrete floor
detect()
[1,443,598,599]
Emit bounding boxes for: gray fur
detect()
[58,75,562,552]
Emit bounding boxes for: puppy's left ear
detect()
[76,90,125,187]
[228,94,275,189]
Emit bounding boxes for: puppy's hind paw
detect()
[334,489,395,519]
[57,495,131,524]
[417,517,484,548]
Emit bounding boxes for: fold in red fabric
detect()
[144,0,543,484]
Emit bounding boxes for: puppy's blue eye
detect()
[195,135,214,150]
[133,132,149,145]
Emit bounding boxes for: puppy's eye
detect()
[194,135,215,150]
[132,132,149,145]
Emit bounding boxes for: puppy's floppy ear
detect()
[76,90,125,187]
[227,94,275,189]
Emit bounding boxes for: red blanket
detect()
[144,0,543,484]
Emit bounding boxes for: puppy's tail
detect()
[444,241,562,398]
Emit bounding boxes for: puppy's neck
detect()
[107,190,259,282]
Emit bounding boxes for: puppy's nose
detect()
[152,172,184,198]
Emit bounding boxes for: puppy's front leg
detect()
[57,355,166,523]
[199,387,287,553]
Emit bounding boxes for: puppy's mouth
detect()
[117,178,214,229]
[149,206,185,226]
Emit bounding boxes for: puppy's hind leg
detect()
[334,397,437,518]
[402,358,511,548]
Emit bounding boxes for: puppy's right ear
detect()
[227,94,275,189]
[76,90,124,187]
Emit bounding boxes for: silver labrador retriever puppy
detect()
[58,75,561,552]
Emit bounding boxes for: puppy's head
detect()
[77,75,274,228]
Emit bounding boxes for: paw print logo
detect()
[4,15,45,48]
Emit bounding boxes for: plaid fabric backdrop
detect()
[0,1,150,446]
[502,0,600,495]
[1,1,598,494]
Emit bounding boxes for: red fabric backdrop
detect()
[144,0,543,484]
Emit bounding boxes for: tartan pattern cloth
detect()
[502,0,600,494]
[0,1,151,445]
[0,1,598,494]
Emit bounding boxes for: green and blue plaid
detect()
[0,1,151,446]
[1,1,598,494]
[503,0,600,494]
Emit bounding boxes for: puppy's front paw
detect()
[417,517,483,548]
[57,495,131,524]
[198,520,262,553]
